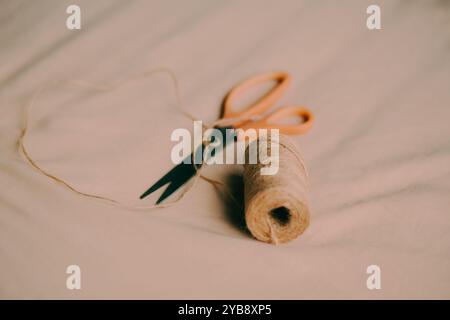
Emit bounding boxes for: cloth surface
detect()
[1,0,449,299]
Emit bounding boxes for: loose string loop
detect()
[18,68,251,210]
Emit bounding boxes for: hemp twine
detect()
[244,134,310,244]
[18,68,255,210]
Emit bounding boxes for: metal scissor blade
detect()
[139,162,198,201]
[140,144,204,203]
[155,163,198,205]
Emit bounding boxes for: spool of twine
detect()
[244,133,310,244]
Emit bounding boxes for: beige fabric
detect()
[1,0,450,299]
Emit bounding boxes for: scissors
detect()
[140,71,314,204]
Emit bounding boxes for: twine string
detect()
[18,68,250,210]
[243,134,310,244]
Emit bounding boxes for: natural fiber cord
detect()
[18,68,254,210]
[244,134,310,244]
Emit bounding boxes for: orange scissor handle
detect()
[222,71,291,121]
[238,106,314,135]
[222,72,313,136]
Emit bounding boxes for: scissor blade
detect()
[140,128,235,204]
[139,163,195,199]
[155,163,198,204]
[140,144,204,202]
